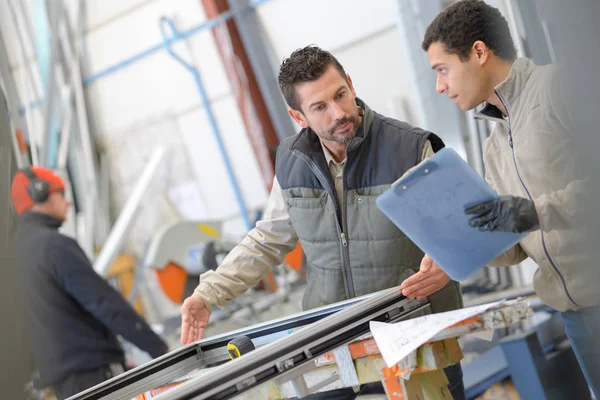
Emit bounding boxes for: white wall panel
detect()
[85,0,152,30]
[176,95,268,220]
[333,28,413,121]
[257,0,397,61]
[0,0,31,67]
[84,0,205,76]
[86,32,231,138]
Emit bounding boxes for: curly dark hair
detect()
[278,45,347,111]
[422,0,516,61]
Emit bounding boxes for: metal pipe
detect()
[98,152,111,245]
[83,195,96,260]
[62,1,109,255]
[71,54,97,188]
[12,0,42,100]
[0,17,28,169]
[56,87,73,170]
[57,10,75,76]
[5,106,26,170]
[37,0,60,167]
[8,0,40,165]
[93,147,166,276]
[55,22,75,172]
[506,0,527,58]
[16,0,38,64]
[15,0,44,117]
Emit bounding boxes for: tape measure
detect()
[227,336,255,359]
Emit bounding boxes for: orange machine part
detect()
[382,366,406,399]
[155,262,188,304]
[284,242,304,272]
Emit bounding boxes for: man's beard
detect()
[322,113,360,144]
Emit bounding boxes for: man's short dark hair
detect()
[422,0,517,61]
[278,45,347,111]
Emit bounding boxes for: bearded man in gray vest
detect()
[180,45,464,399]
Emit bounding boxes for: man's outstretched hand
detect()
[180,294,211,345]
[400,254,451,300]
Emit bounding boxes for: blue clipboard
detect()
[376,148,527,281]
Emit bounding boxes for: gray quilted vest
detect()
[276,100,462,312]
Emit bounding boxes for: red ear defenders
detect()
[20,167,50,203]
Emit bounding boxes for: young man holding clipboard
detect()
[411,0,600,396]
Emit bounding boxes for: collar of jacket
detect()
[287,97,375,157]
[475,57,537,125]
[20,212,63,230]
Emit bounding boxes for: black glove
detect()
[465,195,540,233]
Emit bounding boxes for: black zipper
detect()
[291,149,354,299]
[494,89,580,308]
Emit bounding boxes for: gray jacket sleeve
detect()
[533,69,589,232]
[193,176,299,311]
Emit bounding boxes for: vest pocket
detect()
[286,196,326,209]
[286,195,336,241]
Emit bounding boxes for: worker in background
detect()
[10,167,169,400]
[180,45,465,399]
[420,0,599,397]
